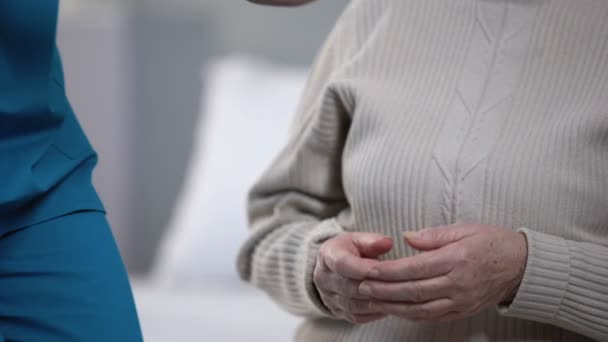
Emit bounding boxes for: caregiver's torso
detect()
[0,1,103,232]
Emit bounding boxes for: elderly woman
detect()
[238,0,608,341]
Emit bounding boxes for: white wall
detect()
[57,4,133,253]
[57,0,349,273]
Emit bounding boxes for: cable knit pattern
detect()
[237,1,608,341]
[430,1,539,224]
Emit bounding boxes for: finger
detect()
[403,225,477,251]
[329,294,380,315]
[316,273,368,299]
[371,298,455,321]
[369,251,453,281]
[323,248,381,280]
[358,275,451,302]
[351,233,394,258]
[319,292,339,313]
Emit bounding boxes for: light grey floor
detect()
[132,279,302,342]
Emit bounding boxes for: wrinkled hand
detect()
[359,224,528,322]
[313,233,393,323]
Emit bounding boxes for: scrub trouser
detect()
[0,210,142,341]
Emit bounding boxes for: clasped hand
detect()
[313,224,528,324]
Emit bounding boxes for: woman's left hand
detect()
[359,224,528,322]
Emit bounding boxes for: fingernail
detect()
[359,283,372,296]
[403,231,419,240]
[368,268,380,278]
[360,237,376,245]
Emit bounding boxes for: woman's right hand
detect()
[313,232,394,324]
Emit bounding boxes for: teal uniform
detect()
[0,2,103,230]
[0,2,142,340]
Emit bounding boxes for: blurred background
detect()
[57,0,349,341]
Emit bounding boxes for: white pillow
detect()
[152,56,308,287]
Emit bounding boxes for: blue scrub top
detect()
[0,1,104,233]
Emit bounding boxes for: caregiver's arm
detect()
[246,0,316,7]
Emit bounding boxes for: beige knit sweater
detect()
[237,1,608,341]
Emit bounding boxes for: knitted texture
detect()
[238,1,608,341]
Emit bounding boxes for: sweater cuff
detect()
[497,227,571,323]
[248,218,344,318]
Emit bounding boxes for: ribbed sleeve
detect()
[499,228,608,341]
[236,4,358,318]
[243,219,343,317]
